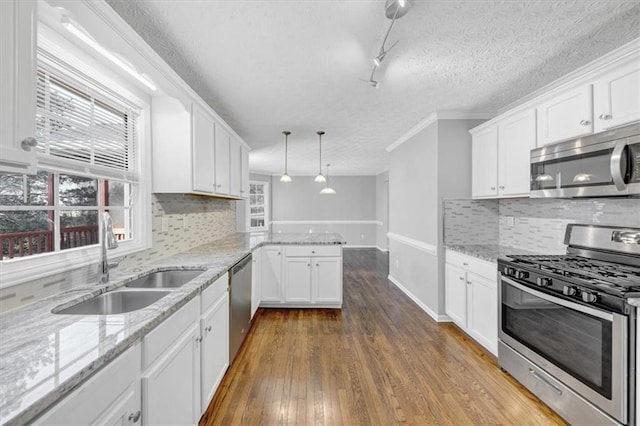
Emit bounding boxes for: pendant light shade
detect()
[320,163,336,194]
[280,130,292,183]
[314,131,326,183]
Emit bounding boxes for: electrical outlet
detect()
[161,217,169,233]
[506,216,515,228]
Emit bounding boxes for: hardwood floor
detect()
[200,248,566,425]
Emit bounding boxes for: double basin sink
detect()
[54,270,205,315]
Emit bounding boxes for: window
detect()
[249,181,269,231]
[0,48,150,284]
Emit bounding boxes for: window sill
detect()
[0,240,149,289]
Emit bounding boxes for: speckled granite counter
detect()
[445,244,545,263]
[0,232,345,426]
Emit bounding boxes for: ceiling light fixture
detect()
[61,16,157,91]
[280,130,292,182]
[314,131,327,183]
[320,164,336,194]
[364,0,413,88]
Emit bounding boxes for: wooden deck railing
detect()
[1,227,126,259]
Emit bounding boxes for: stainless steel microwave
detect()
[530,123,640,198]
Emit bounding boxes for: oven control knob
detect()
[536,277,552,287]
[515,270,529,280]
[562,285,577,296]
[581,292,598,303]
[503,266,514,276]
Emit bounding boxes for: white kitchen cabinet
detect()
[537,84,593,145]
[284,257,313,303]
[471,125,498,198]
[313,257,342,304]
[0,0,38,174]
[192,104,215,193]
[497,109,537,197]
[445,250,498,355]
[593,58,640,132]
[241,147,250,198]
[200,291,229,413]
[229,137,242,197]
[260,246,283,303]
[251,247,262,318]
[214,123,231,195]
[444,263,467,328]
[142,322,201,426]
[34,344,142,426]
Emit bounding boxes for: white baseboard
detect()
[375,246,389,252]
[343,245,377,249]
[387,274,451,323]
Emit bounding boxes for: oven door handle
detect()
[610,139,628,191]
[501,276,613,322]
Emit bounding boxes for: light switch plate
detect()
[506,216,515,228]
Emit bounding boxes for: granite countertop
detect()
[0,232,346,426]
[444,244,544,263]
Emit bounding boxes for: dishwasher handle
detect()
[231,253,252,275]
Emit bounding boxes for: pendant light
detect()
[320,164,336,194]
[314,131,327,183]
[280,130,292,182]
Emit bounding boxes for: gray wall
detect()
[388,119,483,319]
[375,171,389,250]
[270,175,378,246]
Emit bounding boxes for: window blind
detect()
[35,55,140,182]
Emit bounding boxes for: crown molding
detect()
[385,110,494,153]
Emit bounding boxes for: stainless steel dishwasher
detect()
[229,253,252,362]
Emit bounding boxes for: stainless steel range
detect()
[498,224,640,425]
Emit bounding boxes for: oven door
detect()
[499,275,628,424]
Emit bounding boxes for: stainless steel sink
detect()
[124,270,205,289]
[54,290,171,315]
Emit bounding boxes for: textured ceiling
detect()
[105,0,640,176]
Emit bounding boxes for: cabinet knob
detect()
[579,120,591,126]
[277,252,281,255]
[196,336,203,343]
[599,114,612,120]
[20,137,38,151]
[499,185,505,190]
[459,276,464,281]
[307,263,311,267]
[128,411,141,423]
[462,262,468,266]
[316,263,319,267]
[466,280,472,285]
[206,325,212,332]
[311,250,315,254]
[490,186,496,191]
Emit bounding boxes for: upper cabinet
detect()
[0,0,38,174]
[471,126,498,198]
[536,84,593,145]
[593,57,640,132]
[152,97,248,199]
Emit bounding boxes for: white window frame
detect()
[0,24,152,289]
[248,181,269,231]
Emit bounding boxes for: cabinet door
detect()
[214,123,230,195]
[229,137,242,197]
[498,109,536,197]
[445,264,467,328]
[92,382,141,426]
[142,323,201,426]
[0,0,37,174]
[467,272,498,355]
[192,104,215,193]
[537,85,593,145]
[201,293,229,413]
[260,246,283,303]
[471,126,498,198]
[284,257,312,303]
[241,147,250,198]
[251,248,261,318]
[594,59,640,132]
[313,257,342,304]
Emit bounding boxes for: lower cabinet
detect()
[445,250,498,355]
[260,245,283,303]
[284,256,313,302]
[251,247,262,318]
[33,344,142,426]
[200,290,229,411]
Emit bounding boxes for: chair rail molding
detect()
[386,232,437,256]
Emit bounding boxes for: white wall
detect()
[375,171,389,251]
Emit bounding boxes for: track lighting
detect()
[280,130,292,183]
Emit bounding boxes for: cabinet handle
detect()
[277,252,281,255]
[462,262,468,266]
[316,263,319,267]
[459,277,464,281]
[21,137,38,151]
[206,325,212,332]
[196,336,203,343]
[466,280,472,285]
[499,185,505,190]
[490,186,496,191]
[579,120,591,126]
[128,411,141,423]
[307,263,311,267]
[599,114,612,120]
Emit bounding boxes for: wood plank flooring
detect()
[200,248,566,425]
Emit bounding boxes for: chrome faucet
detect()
[99,212,119,284]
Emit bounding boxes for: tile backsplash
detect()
[444,197,640,254]
[0,194,236,313]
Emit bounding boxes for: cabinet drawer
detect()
[285,245,341,257]
[143,296,199,368]
[446,250,497,280]
[201,272,228,312]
